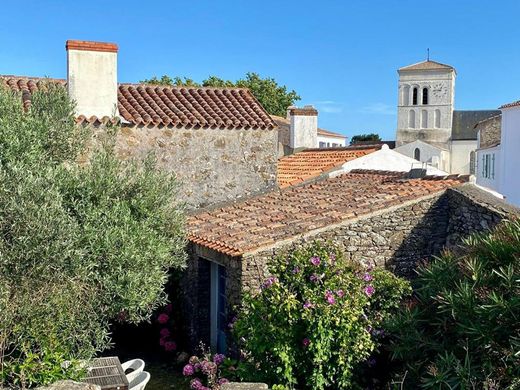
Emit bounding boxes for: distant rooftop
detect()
[187,170,466,256]
[277,146,378,188]
[399,60,455,73]
[0,75,276,130]
[452,110,501,140]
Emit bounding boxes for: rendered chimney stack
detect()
[289,105,318,149]
[66,40,119,119]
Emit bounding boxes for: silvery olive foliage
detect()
[0,83,186,388]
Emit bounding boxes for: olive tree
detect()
[0,83,186,388]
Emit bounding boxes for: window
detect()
[414,147,421,161]
[412,88,418,105]
[422,88,429,105]
[434,109,441,128]
[319,142,326,148]
[469,151,476,174]
[408,110,416,128]
[332,143,338,147]
[421,110,428,128]
[482,153,495,179]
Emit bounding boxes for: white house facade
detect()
[497,101,520,206]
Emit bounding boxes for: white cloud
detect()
[360,103,396,116]
[313,100,344,114]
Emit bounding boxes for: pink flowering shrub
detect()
[156,304,177,353]
[182,347,234,390]
[232,241,410,389]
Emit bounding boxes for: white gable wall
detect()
[450,139,477,175]
[334,145,448,176]
[317,134,346,148]
[499,106,520,206]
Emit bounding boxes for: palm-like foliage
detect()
[387,220,520,389]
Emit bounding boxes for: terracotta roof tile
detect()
[187,170,467,256]
[499,100,520,109]
[277,147,377,188]
[0,75,276,130]
[399,60,455,72]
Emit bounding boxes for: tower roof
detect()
[399,60,455,73]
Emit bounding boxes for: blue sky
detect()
[1,0,519,140]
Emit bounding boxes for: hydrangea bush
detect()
[232,242,411,389]
[182,348,234,390]
[157,304,177,353]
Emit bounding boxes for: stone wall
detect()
[476,114,501,149]
[93,125,278,210]
[446,185,519,247]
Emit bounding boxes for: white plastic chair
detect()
[121,358,145,383]
[128,371,151,390]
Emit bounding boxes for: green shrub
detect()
[386,220,520,389]
[0,83,186,388]
[232,242,411,389]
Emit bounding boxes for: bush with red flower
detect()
[156,304,177,353]
[232,241,411,389]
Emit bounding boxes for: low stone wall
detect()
[446,185,519,248]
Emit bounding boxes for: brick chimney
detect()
[66,40,119,118]
[289,105,318,149]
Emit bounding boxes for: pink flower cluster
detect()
[183,354,229,390]
[157,304,176,352]
[262,276,278,289]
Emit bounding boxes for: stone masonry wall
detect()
[476,115,501,149]
[446,185,519,247]
[93,125,278,210]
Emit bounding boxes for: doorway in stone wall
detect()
[210,262,227,354]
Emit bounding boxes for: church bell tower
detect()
[396,59,456,149]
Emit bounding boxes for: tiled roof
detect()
[499,100,520,109]
[0,75,276,130]
[399,60,455,72]
[271,115,346,139]
[187,170,467,256]
[277,147,377,188]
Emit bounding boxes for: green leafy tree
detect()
[386,220,520,389]
[141,72,300,117]
[232,242,411,389]
[0,83,186,388]
[349,133,382,145]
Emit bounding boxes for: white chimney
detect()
[66,40,119,118]
[289,105,318,149]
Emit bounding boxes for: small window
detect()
[414,148,421,161]
[422,88,429,105]
[319,142,326,148]
[412,88,418,105]
[482,153,495,179]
